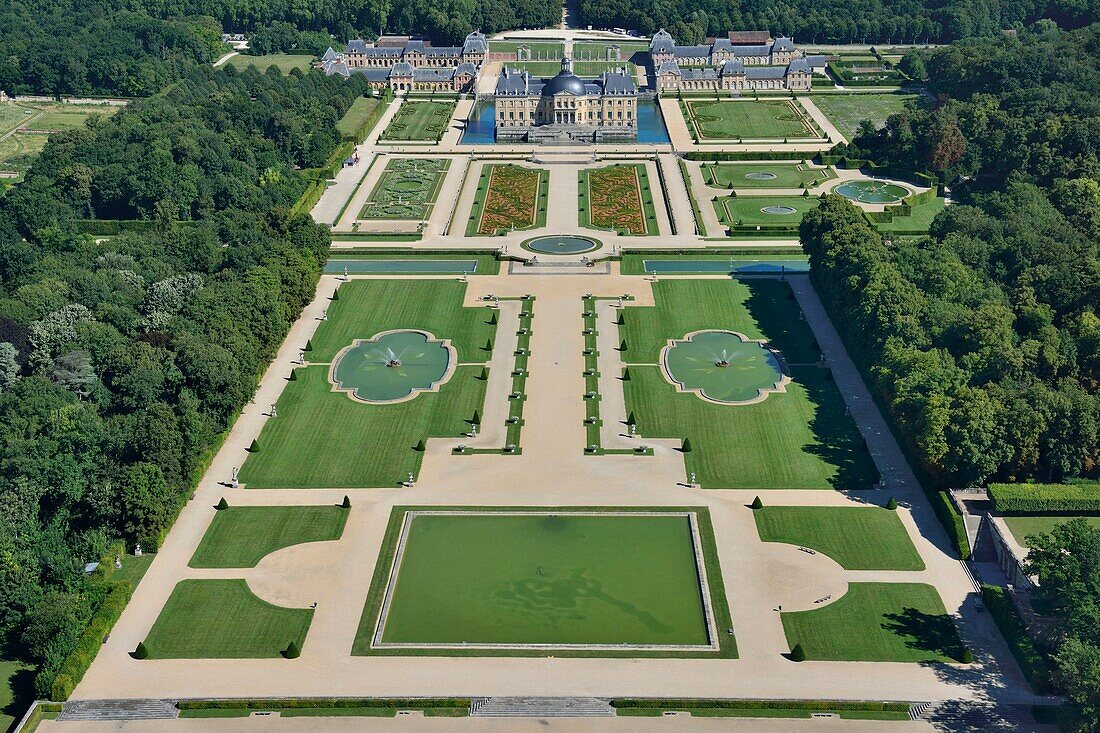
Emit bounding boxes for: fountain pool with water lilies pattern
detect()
[662,331,785,404]
[331,331,453,403]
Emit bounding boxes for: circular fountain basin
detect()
[834,180,909,204]
[760,205,798,215]
[331,330,452,403]
[522,235,600,255]
[745,171,778,180]
[663,330,785,404]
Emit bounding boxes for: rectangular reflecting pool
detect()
[641,259,810,274]
[325,259,480,274]
[460,99,670,145]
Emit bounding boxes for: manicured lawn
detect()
[1,659,33,732]
[714,195,820,228]
[143,579,313,658]
[684,100,817,140]
[580,163,657,235]
[0,133,47,173]
[359,157,449,220]
[754,506,924,570]
[336,96,384,140]
[702,163,836,190]
[113,553,155,587]
[466,164,549,236]
[308,280,496,363]
[380,100,455,142]
[225,53,314,74]
[190,506,350,568]
[509,61,633,76]
[355,507,735,656]
[1002,515,1100,548]
[620,279,819,364]
[488,41,564,56]
[810,93,921,139]
[782,582,964,662]
[572,41,649,59]
[619,279,877,489]
[873,196,946,235]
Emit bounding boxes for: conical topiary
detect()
[282,640,301,659]
[622,367,630,381]
[489,311,498,325]
[681,437,692,453]
[132,642,149,659]
[471,409,481,425]
[616,312,624,325]
[288,369,297,381]
[790,643,806,662]
[216,497,228,510]
[414,439,426,452]
[341,495,351,509]
[751,496,763,510]
[485,338,493,352]
[248,439,259,453]
[960,647,974,663]
[479,366,489,380]
[626,411,636,426]
[303,339,313,351]
[619,339,627,351]
[331,288,339,301]
[886,497,898,510]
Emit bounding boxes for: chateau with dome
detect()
[493,58,638,142]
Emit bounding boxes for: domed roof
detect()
[542,59,586,96]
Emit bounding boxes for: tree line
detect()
[0,64,366,698]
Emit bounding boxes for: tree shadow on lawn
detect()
[2,665,34,732]
[881,606,967,662]
[799,366,880,491]
[741,278,819,364]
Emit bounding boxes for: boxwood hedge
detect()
[989,482,1100,514]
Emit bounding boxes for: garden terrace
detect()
[579,163,658,236]
[682,100,820,141]
[466,164,549,236]
[701,162,836,190]
[379,100,456,142]
[359,158,450,220]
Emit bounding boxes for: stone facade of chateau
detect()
[319,32,486,92]
[494,58,638,142]
[649,29,825,92]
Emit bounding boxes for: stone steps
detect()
[470,697,614,717]
[58,698,179,721]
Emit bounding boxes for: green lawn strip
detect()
[582,296,648,456]
[703,163,836,190]
[685,100,817,140]
[782,582,965,662]
[112,553,155,587]
[572,41,649,58]
[620,279,819,364]
[1,659,33,732]
[143,579,312,659]
[1002,515,1100,548]
[308,280,495,362]
[488,41,564,56]
[178,699,471,717]
[336,96,384,140]
[611,699,912,718]
[579,164,657,236]
[380,100,455,142]
[808,93,920,139]
[353,506,735,658]
[189,506,349,568]
[714,194,820,228]
[225,54,314,74]
[238,365,487,488]
[678,158,708,236]
[754,506,924,570]
[872,196,945,234]
[625,366,875,489]
[325,253,501,275]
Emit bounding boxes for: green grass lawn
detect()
[714,195,821,228]
[1002,515,1100,548]
[620,279,819,364]
[1,659,33,732]
[355,507,735,657]
[488,41,564,56]
[619,279,877,489]
[572,41,649,59]
[336,96,384,140]
[190,506,349,568]
[0,133,48,173]
[782,583,964,662]
[380,100,455,141]
[702,163,836,190]
[143,579,313,658]
[225,53,314,74]
[685,100,817,140]
[809,93,920,139]
[579,163,657,235]
[873,196,946,235]
[754,506,924,570]
[508,61,633,76]
[113,553,155,588]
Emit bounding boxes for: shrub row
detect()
[934,490,970,559]
[610,699,911,712]
[981,585,1053,693]
[343,92,391,143]
[50,580,134,700]
[989,482,1100,514]
[291,179,327,217]
[178,698,472,710]
[72,219,203,235]
[683,151,816,162]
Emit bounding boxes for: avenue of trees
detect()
[0,65,365,697]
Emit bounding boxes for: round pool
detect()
[760,205,798,215]
[834,179,909,204]
[522,235,600,255]
[745,171,778,180]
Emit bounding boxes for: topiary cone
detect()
[485,338,493,352]
[751,496,763,510]
[619,339,627,351]
[790,643,806,662]
[303,339,313,351]
[489,311,498,325]
[414,439,426,452]
[622,367,630,381]
[331,288,339,301]
[341,495,351,509]
[960,647,974,663]
[681,437,692,452]
[132,642,149,660]
[248,439,259,453]
[886,497,898,510]
[288,369,297,381]
[216,497,228,510]
[626,411,636,426]
[282,640,301,659]
[471,410,481,425]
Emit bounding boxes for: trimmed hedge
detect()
[981,584,1053,692]
[683,151,816,162]
[50,580,134,700]
[178,698,472,710]
[934,490,970,559]
[610,699,911,713]
[989,482,1100,514]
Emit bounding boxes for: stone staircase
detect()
[470,697,614,717]
[58,698,179,721]
[914,701,1040,731]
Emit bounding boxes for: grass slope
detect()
[190,506,350,568]
[144,579,312,658]
[225,54,314,74]
[754,506,924,570]
[336,96,384,140]
[1002,515,1100,548]
[782,582,963,662]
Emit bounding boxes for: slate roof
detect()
[773,36,797,52]
[463,32,488,54]
[672,45,711,58]
[805,54,827,68]
[788,57,811,73]
[495,65,636,97]
[745,65,788,79]
[655,61,681,75]
[650,29,675,52]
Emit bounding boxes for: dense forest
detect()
[578,0,1097,45]
[0,66,368,698]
